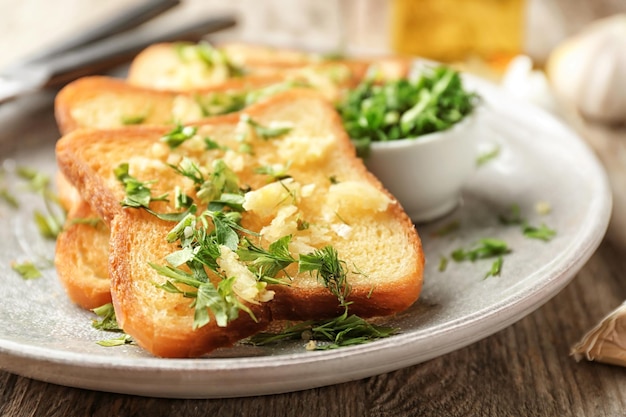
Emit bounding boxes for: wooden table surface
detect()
[2,1,626,416]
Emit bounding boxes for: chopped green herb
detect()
[451,239,511,279]
[255,162,292,182]
[195,277,246,328]
[438,256,448,272]
[169,157,205,185]
[97,334,133,347]
[207,193,245,213]
[150,259,250,329]
[238,142,254,155]
[197,160,241,204]
[0,188,19,208]
[13,166,65,238]
[523,223,556,242]
[337,66,478,157]
[16,166,50,192]
[114,163,168,209]
[243,80,309,107]
[121,114,147,125]
[204,136,228,151]
[11,261,42,279]
[161,124,197,149]
[476,145,501,166]
[485,256,504,279]
[91,303,121,331]
[451,238,511,262]
[249,307,396,349]
[195,91,247,116]
[299,246,351,307]
[241,114,292,140]
[34,209,63,238]
[238,236,296,280]
[174,41,245,77]
[499,204,556,242]
[297,219,310,231]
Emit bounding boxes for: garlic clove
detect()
[546,14,626,124]
[501,55,559,114]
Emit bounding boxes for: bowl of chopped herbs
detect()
[337,64,480,222]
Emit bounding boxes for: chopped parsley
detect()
[11,261,42,279]
[451,238,511,279]
[91,303,121,331]
[255,162,292,182]
[451,238,511,262]
[15,166,65,239]
[437,204,557,279]
[174,41,245,77]
[238,236,296,281]
[97,334,133,347]
[476,145,501,166]
[485,256,504,279]
[161,124,197,149]
[114,163,168,209]
[438,256,448,272]
[195,91,247,116]
[241,114,292,141]
[499,204,557,242]
[204,136,229,151]
[523,223,557,242]
[121,114,147,125]
[337,65,478,157]
[0,188,19,208]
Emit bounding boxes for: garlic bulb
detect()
[546,14,626,124]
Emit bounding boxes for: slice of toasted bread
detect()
[56,90,424,357]
[54,200,111,310]
[55,62,366,135]
[218,42,324,68]
[126,41,411,93]
[126,42,321,91]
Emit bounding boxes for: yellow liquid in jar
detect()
[391,0,525,67]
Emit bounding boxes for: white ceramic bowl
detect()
[364,110,479,223]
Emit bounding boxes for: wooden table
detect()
[2,1,626,415]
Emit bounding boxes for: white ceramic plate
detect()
[0,76,611,399]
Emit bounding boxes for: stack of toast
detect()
[54,42,424,358]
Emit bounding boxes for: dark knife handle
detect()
[18,0,181,66]
[39,14,236,87]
